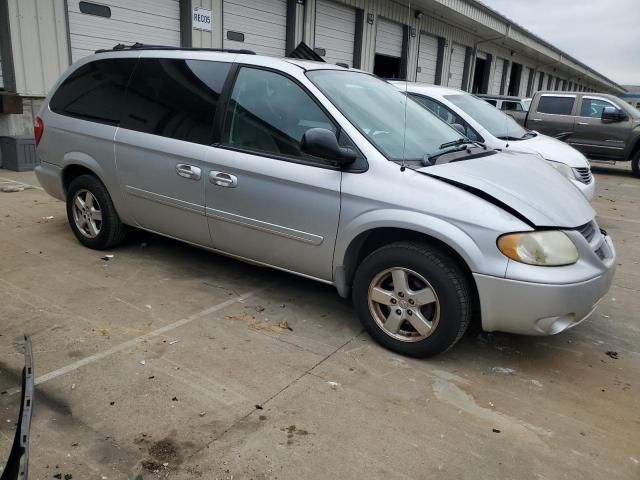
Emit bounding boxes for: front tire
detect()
[66,174,127,249]
[352,242,471,358]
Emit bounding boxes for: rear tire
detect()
[66,174,127,250]
[352,242,471,358]
[632,150,640,178]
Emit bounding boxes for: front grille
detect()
[576,221,596,242]
[573,167,593,184]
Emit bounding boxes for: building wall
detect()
[7,0,69,97]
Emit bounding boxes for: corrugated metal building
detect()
[0,0,626,137]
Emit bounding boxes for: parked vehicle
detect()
[393,83,595,200]
[476,94,532,125]
[35,46,616,357]
[521,92,640,177]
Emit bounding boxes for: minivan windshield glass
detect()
[307,71,462,161]
[444,94,528,140]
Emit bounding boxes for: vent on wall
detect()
[226,31,245,42]
[79,1,111,18]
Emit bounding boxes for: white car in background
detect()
[391,82,596,201]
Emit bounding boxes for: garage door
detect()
[447,43,466,89]
[416,33,438,84]
[67,0,180,62]
[314,0,356,67]
[223,0,287,57]
[0,49,4,89]
[491,57,504,94]
[375,18,403,58]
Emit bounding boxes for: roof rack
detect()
[94,43,255,55]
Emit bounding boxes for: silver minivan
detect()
[35,46,616,357]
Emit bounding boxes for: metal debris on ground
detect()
[101,254,114,261]
[168,340,180,345]
[1,184,33,193]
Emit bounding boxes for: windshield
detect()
[307,71,462,161]
[445,94,528,139]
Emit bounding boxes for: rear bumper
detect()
[34,161,64,201]
[475,241,616,336]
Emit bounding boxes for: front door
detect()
[571,96,631,160]
[204,66,342,281]
[115,58,231,245]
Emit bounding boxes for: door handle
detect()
[577,122,589,126]
[530,118,542,122]
[209,171,238,188]
[176,164,202,180]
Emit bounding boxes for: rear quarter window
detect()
[537,96,575,115]
[50,58,137,125]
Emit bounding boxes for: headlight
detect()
[547,160,576,180]
[498,231,579,266]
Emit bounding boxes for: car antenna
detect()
[400,1,411,172]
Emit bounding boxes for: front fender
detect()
[334,208,507,278]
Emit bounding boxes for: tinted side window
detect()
[485,99,497,106]
[537,96,575,115]
[410,95,480,142]
[50,59,136,124]
[580,98,616,118]
[121,59,230,145]
[223,67,336,160]
[501,101,523,112]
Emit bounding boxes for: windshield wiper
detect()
[497,135,522,141]
[438,138,469,149]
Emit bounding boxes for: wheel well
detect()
[630,137,640,160]
[342,228,481,329]
[62,165,97,193]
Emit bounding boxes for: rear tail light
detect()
[34,116,44,146]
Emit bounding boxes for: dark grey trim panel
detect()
[180,0,192,48]
[0,0,16,92]
[353,8,364,69]
[125,185,205,215]
[205,207,324,246]
[434,37,445,85]
[461,46,472,92]
[285,0,297,55]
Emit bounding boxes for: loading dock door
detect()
[223,0,287,56]
[315,0,356,67]
[416,33,438,84]
[67,0,180,62]
[447,43,466,89]
[374,18,404,79]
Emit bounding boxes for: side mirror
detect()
[301,128,357,165]
[602,106,626,122]
[451,123,466,136]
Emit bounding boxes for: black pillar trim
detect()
[461,46,472,92]
[434,37,445,85]
[285,0,297,56]
[353,8,364,69]
[0,0,16,92]
[400,25,410,80]
[180,0,192,48]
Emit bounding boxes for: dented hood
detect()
[419,151,595,228]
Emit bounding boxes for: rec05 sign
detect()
[193,7,212,32]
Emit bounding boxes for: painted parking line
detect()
[30,285,269,387]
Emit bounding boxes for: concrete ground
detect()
[0,164,638,480]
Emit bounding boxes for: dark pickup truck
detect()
[513,91,640,177]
